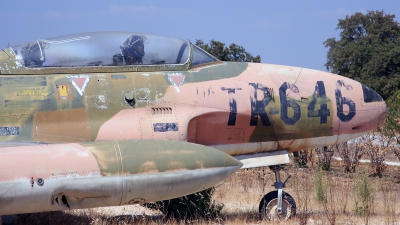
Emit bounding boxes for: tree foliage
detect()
[324,10,400,100]
[383,90,400,147]
[385,90,400,130]
[195,39,261,63]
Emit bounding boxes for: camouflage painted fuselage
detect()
[0,47,386,155]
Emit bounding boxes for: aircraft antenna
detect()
[286,68,302,96]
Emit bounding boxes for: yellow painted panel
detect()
[60,85,68,97]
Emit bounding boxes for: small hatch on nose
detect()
[351,123,369,131]
[362,84,383,103]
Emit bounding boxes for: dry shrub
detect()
[313,170,336,225]
[335,178,352,214]
[394,145,400,160]
[379,181,398,225]
[361,134,390,177]
[293,149,315,168]
[291,169,313,225]
[316,147,333,171]
[354,172,375,225]
[144,187,223,221]
[380,135,400,161]
[334,142,365,173]
[314,170,325,204]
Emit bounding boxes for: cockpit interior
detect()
[11,32,217,69]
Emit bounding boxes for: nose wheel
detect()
[259,165,296,220]
[259,190,296,221]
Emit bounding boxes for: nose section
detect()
[337,82,386,144]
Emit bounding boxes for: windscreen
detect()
[191,44,218,67]
[362,84,384,103]
[11,32,189,68]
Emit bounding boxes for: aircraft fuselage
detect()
[0,48,386,155]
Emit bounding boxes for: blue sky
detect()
[1,1,399,71]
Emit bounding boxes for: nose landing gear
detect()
[259,165,296,221]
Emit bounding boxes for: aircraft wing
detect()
[234,150,290,169]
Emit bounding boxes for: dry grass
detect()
[3,159,400,224]
[213,159,400,224]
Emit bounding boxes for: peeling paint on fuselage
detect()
[0,49,387,156]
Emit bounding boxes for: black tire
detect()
[259,190,296,221]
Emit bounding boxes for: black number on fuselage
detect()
[307,81,330,124]
[249,83,273,126]
[228,98,237,126]
[335,80,356,122]
[221,87,242,126]
[238,80,353,127]
[279,82,301,125]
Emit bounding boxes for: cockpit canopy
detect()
[11,32,199,68]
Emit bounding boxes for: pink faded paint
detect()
[0,143,100,181]
[95,108,144,141]
[95,63,385,155]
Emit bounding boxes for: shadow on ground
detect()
[2,209,267,225]
[1,212,165,225]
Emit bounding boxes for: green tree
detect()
[195,39,261,63]
[383,90,400,157]
[384,90,400,135]
[324,10,400,100]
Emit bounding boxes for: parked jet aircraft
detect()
[0,31,387,220]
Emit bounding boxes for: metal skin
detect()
[0,32,387,216]
[0,140,241,215]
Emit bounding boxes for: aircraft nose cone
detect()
[378,102,387,127]
[361,84,387,127]
[337,82,387,143]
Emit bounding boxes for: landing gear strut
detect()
[259,165,296,221]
